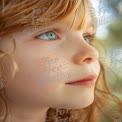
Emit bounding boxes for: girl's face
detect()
[3,4,100,109]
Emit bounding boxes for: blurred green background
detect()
[92,0,122,92]
[91,0,122,121]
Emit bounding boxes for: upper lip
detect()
[65,74,97,84]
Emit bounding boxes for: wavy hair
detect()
[0,0,122,122]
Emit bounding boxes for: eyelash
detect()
[35,29,59,41]
[35,30,95,45]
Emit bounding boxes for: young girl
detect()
[0,0,121,122]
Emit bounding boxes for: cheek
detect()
[34,57,68,93]
[30,59,60,91]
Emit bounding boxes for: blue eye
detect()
[36,31,57,40]
[83,36,90,43]
[83,35,94,44]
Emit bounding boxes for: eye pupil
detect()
[46,32,56,40]
[84,36,90,43]
[36,31,57,41]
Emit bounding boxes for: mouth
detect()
[65,74,97,86]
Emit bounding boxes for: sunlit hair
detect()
[0,0,122,122]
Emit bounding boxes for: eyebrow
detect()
[77,18,96,36]
[87,22,95,30]
[85,20,96,34]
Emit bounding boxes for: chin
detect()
[54,98,94,110]
[68,102,94,109]
[76,96,94,109]
[66,95,94,109]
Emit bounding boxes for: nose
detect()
[72,34,99,65]
[75,48,99,64]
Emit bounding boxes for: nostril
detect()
[83,58,92,63]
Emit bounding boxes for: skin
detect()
[1,3,100,122]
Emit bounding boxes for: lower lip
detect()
[65,80,95,87]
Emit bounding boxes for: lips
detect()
[65,74,97,84]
